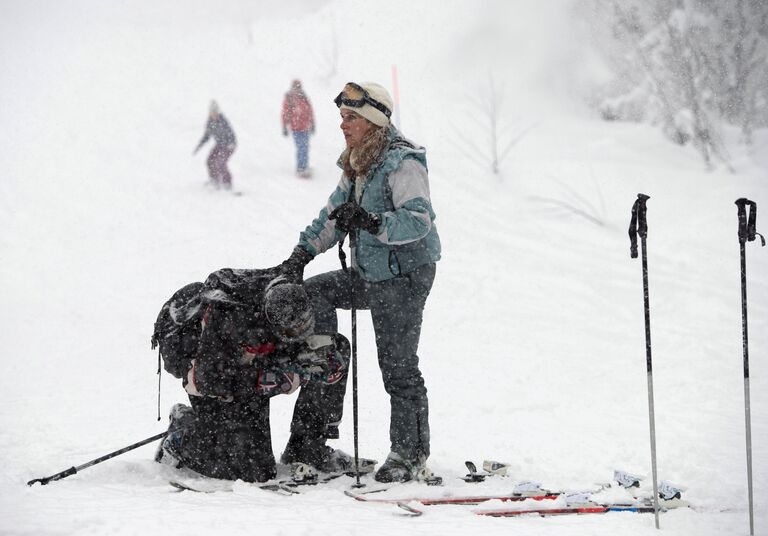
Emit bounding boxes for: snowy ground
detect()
[1,1,766,535]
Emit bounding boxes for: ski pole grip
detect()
[337,236,348,272]
[736,198,749,244]
[27,466,77,486]
[628,193,651,258]
[636,194,649,236]
[736,198,766,246]
[747,200,757,241]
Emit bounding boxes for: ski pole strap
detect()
[337,229,359,273]
[338,235,348,272]
[628,193,651,258]
[735,198,766,246]
[337,187,359,274]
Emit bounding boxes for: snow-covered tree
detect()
[581,0,768,167]
[709,0,768,143]
[450,72,537,177]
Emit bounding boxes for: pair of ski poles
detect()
[629,194,764,533]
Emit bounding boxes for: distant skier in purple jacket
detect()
[194,100,237,190]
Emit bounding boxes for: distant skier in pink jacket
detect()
[194,100,237,189]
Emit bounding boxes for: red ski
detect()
[475,504,659,517]
[344,490,560,506]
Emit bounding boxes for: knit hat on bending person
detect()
[335,82,393,127]
[263,282,315,342]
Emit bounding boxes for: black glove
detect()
[279,247,312,283]
[282,127,289,137]
[328,202,380,234]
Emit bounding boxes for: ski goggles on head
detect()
[334,82,392,118]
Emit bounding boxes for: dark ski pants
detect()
[282,334,350,466]
[206,144,235,188]
[180,394,276,482]
[304,262,436,463]
[179,380,348,481]
[282,369,349,466]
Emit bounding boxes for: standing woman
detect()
[194,100,237,190]
[279,82,441,483]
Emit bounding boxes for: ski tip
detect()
[343,490,367,501]
[169,480,212,493]
[169,481,188,492]
[396,502,424,516]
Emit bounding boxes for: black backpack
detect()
[151,267,284,380]
[151,282,206,379]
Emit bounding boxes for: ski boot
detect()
[282,445,377,477]
[374,452,442,485]
[154,403,194,468]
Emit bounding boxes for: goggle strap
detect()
[335,83,392,118]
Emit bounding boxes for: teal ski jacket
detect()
[297,126,441,282]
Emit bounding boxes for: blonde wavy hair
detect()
[341,124,389,179]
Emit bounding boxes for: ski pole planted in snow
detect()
[27,432,167,486]
[338,230,364,489]
[735,198,764,536]
[349,229,364,489]
[628,193,661,529]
